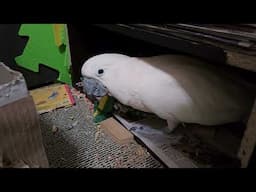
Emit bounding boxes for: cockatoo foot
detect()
[163,119,179,134]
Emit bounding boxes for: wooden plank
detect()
[129,24,256,55]
[173,24,256,41]
[94,24,226,64]
[238,99,256,167]
[100,117,134,145]
[226,51,256,72]
[30,83,75,114]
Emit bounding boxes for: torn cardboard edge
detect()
[113,114,197,168]
[64,84,75,105]
[0,63,28,108]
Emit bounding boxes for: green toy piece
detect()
[92,95,152,124]
[15,24,72,85]
[93,96,116,124]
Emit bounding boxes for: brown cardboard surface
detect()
[0,94,49,168]
[0,62,49,168]
[100,117,134,144]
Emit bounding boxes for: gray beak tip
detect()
[82,77,108,102]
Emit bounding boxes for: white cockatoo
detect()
[81,53,254,132]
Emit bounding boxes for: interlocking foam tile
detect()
[15,24,72,85]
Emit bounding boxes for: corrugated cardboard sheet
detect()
[0,63,48,168]
[0,96,49,168]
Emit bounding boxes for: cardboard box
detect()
[0,63,49,168]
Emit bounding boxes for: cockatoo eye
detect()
[98,69,104,75]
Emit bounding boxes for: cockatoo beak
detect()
[82,77,109,102]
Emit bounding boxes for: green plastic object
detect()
[93,96,116,124]
[15,24,72,85]
[92,95,150,124]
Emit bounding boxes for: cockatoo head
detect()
[81,53,130,101]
